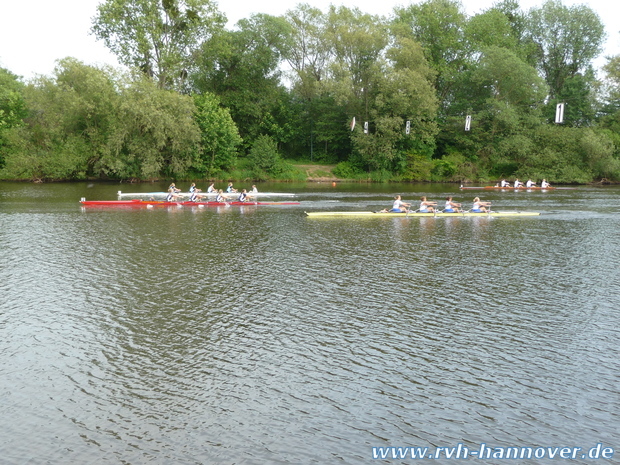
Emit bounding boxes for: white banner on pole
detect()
[465,115,472,131]
[406,120,410,134]
[555,103,565,124]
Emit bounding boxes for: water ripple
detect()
[1,187,620,463]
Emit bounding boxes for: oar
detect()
[405,207,419,217]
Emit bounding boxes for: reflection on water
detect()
[1,182,619,464]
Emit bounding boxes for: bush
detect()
[332,161,363,179]
[403,153,433,181]
[248,135,282,175]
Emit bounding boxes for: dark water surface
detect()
[1,182,619,464]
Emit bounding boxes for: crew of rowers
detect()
[166,182,258,202]
[496,178,551,188]
[383,195,492,213]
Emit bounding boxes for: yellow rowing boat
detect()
[305,211,540,218]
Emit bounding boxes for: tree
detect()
[470,46,547,109]
[247,134,283,177]
[192,14,292,150]
[98,76,201,179]
[92,0,226,90]
[349,36,438,175]
[526,0,605,99]
[392,0,469,114]
[1,59,120,180]
[281,3,331,97]
[192,92,241,177]
[0,68,27,168]
[325,5,388,119]
[465,9,519,52]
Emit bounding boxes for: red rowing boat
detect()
[80,199,299,206]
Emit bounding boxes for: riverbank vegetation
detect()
[2,0,620,183]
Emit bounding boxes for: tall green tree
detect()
[526,0,605,100]
[281,3,331,98]
[1,59,120,180]
[349,36,438,175]
[325,5,388,119]
[99,76,201,179]
[192,92,241,177]
[192,14,292,151]
[0,68,27,168]
[465,8,519,53]
[92,0,226,90]
[470,46,548,109]
[597,56,620,138]
[392,0,469,115]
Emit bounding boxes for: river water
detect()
[1,181,618,464]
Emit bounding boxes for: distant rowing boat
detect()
[116,190,296,198]
[80,199,299,207]
[305,211,540,218]
[459,186,575,190]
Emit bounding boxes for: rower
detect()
[250,185,258,193]
[514,179,524,188]
[419,196,437,213]
[526,179,536,188]
[387,195,410,212]
[444,197,461,213]
[226,182,237,193]
[471,197,491,212]
[237,189,250,202]
[189,190,204,202]
[215,189,226,202]
[207,183,216,193]
[166,183,181,201]
[188,183,203,201]
[500,179,511,187]
[541,179,551,188]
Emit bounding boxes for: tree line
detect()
[1,0,620,183]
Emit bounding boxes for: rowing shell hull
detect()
[459,186,573,190]
[81,199,299,206]
[305,211,540,218]
[117,191,296,197]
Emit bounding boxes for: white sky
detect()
[0,0,618,80]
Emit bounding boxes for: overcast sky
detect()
[1,0,618,80]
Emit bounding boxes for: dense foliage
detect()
[1,0,620,183]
